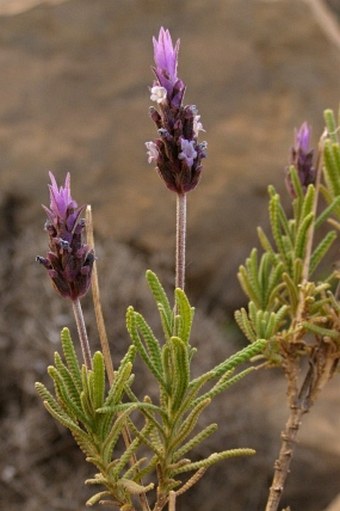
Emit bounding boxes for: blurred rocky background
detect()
[0,0,339,510]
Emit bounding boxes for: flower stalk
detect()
[72,297,92,370]
[175,193,187,290]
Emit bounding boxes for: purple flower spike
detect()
[286,121,315,197]
[37,172,94,300]
[147,27,207,194]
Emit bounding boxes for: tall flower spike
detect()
[147,27,207,194]
[286,121,315,197]
[37,172,94,300]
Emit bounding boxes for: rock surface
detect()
[0,1,339,510]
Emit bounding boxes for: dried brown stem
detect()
[85,206,115,383]
[265,135,326,511]
[265,363,314,511]
[85,206,151,511]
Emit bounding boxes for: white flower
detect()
[178,138,197,168]
[145,141,159,164]
[150,86,167,104]
[193,115,205,136]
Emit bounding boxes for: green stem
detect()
[71,298,92,370]
[175,193,187,290]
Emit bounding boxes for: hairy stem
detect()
[176,193,187,290]
[71,298,92,370]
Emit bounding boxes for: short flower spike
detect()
[37,172,94,300]
[286,121,315,196]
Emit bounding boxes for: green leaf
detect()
[101,404,139,464]
[324,141,340,197]
[172,448,255,475]
[288,165,304,203]
[91,352,106,410]
[60,327,82,393]
[103,360,133,409]
[86,491,112,507]
[300,185,315,220]
[53,352,82,411]
[310,231,337,275]
[134,312,163,376]
[315,196,340,228]
[324,109,338,143]
[168,398,211,451]
[257,226,275,254]
[170,337,190,412]
[302,321,340,340]
[47,365,88,424]
[192,367,254,407]
[175,288,195,344]
[127,307,165,386]
[234,308,257,343]
[146,270,173,333]
[173,423,218,462]
[211,339,266,379]
[294,212,314,260]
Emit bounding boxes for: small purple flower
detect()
[147,27,207,194]
[37,172,94,300]
[178,138,197,168]
[145,141,159,164]
[286,121,315,197]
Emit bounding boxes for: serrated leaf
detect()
[310,231,337,275]
[169,398,211,451]
[172,448,255,475]
[60,327,82,393]
[211,339,266,379]
[103,361,133,409]
[170,337,190,411]
[294,212,314,260]
[146,270,173,332]
[91,351,106,410]
[101,404,139,464]
[134,312,163,376]
[173,423,218,462]
[192,367,254,407]
[257,226,275,254]
[48,365,88,424]
[175,288,195,344]
[127,307,165,386]
[234,309,257,343]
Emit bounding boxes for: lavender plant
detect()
[35,27,266,511]
[236,111,340,511]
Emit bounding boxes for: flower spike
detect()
[147,27,207,194]
[37,172,94,300]
[286,121,315,197]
